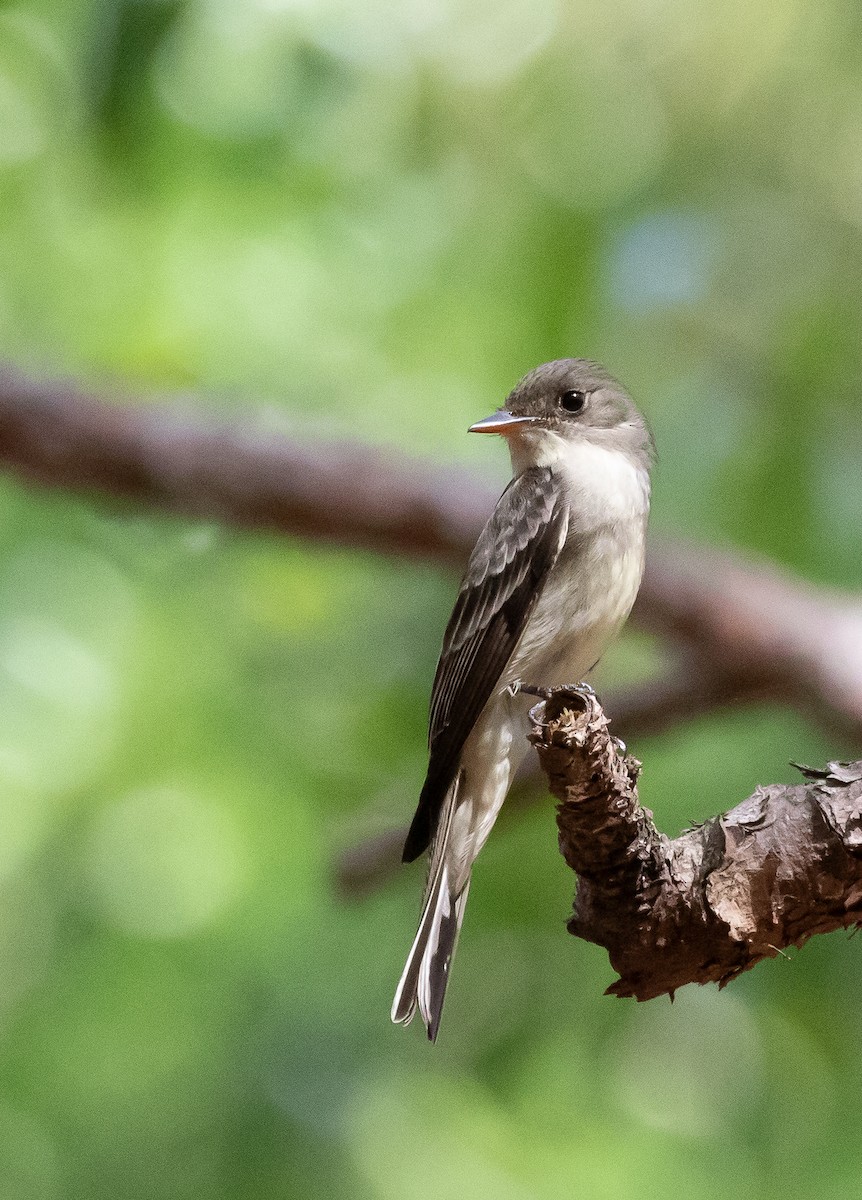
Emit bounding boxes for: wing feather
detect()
[402,466,566,862]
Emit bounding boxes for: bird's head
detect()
[470,359,654,473]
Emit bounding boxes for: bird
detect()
[391,358,654,1041]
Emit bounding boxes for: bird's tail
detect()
[391,779,471,1041]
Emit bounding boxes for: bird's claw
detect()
[545,681,598,700]
[510,681,597,701]
[514,682,552,699]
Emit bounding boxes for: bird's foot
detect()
[513,682,552,699]
[514,681,597,701]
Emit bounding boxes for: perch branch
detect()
[529,687,862,999]
[336,658,761,898]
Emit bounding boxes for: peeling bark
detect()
[529,687,862,1000]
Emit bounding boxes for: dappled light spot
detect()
[154,1,305,140]
[414,0,559,87]
[0,12,77,169]
[348,1069,537,1200]
[0,74,44,165]
[0,618,115,711]
[0,545,139,794]
[0,1103,59,1200]
[511,56,667,209]
[1,0,862,1192]
[298,0,556,83]
[0,880,56,1030]
[609,986,763,1136]
[0,757,50,882]
[82,787,247,938]
[239,547,337,631]
[607,212,716,314]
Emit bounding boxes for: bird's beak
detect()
[468,410,536,435]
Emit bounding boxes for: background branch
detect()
[0,366,484,564]
[0,365,859,739]
[3,366,860,899]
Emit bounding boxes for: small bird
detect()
[391,359,654,1041]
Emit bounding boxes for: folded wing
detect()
[402,466,567,862]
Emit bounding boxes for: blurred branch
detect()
[0,364,859,741]
[529,687,862,1000]
[3,365,861,901]
[0,366,486,563]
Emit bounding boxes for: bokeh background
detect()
[0,1,860,1197]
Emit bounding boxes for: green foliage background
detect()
[0,1,860,1196]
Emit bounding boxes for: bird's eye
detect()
[559,390,586,413]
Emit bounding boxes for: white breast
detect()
[512,428,650,526]
[505,431,650,688]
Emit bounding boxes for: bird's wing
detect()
[402,466,567,862]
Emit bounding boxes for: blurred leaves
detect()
[0,0,859,1197]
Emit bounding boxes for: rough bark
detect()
[336,661,749,898]
[528,686,862,999]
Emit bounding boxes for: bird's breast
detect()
[507,522,645,686]
[505,444,650,689]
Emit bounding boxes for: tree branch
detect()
[0,366,858,742]
[335,659,763,898]
[5,368,858,992]
[529,687,862,1000]
[0,366,485,565]
[4,366,859,903]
